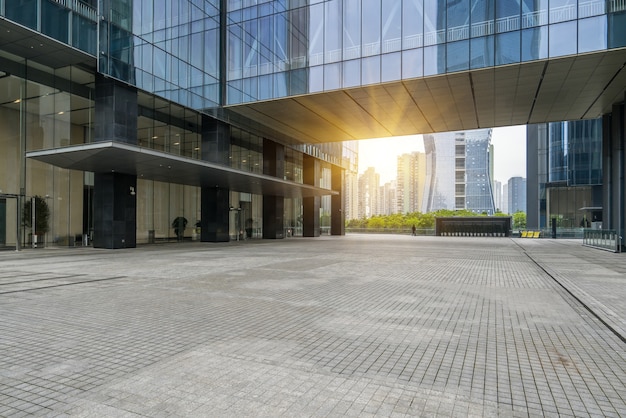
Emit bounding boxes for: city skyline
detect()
[358,125,526,184]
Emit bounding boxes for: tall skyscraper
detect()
[396,152,426,214]
[422,129,495,214]
[508,177,527,214]
[494,180,503,212]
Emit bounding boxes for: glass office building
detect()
[423,129,495,214]
[527,118,603,230]
[0,1,625,249]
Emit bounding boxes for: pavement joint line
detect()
[0,274,88,286]
[514,240,626,346]
[0,276,127,295]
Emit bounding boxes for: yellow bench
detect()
[521,230,541,238]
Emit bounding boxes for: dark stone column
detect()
[263,196,284,239]
[330,164,345,236]
[201,115,230,166]
[303,155,320,237]
[94,74,137,144]
[201,187,230,242]
[262,139,285,239]
[526,124,540,230]
[200,117,231,242]
[602,103,626,250]
[92,76,137,249]
[93,173,136,249]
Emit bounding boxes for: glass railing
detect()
[583,229,621,252]
[52,0,97,22]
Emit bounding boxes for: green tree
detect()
[512,211,527,229]
[22,195,50,235]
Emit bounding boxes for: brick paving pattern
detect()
[0,235,625,417]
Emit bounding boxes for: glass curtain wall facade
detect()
[527,118,603,230]
[225,0,626,103]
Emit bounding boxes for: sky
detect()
[358,125,527,184]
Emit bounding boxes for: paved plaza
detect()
[1,235,625,417]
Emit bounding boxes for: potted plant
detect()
[171,216,188,241]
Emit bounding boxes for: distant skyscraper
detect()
[502,183,509,214]
[358,167,380,218]
[494,180,503,212]
[344,171,359,220]
[422,129,495,214]
[508,177,527,214]
[397,152,426,214]
[379,181,397,216]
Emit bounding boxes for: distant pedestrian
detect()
[411,225,416,236]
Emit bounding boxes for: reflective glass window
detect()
[243,20,259,78]
[495,31,520,65]
[228,25,243,80]
[362,56,381,85]
[578,0,605,18]
[275,12,289,71]
[324,0,342,63]
[362,0,381,56]
[549,0,577,23]
[41,1,70,45]
[402,48,424,79]
[549,21,577,57]
[496,0,520,32]
[470,36,495,69]
[521,0,548,28]
[227,82,243,105]
[382,2,402,53]
[521,26,548,61]
[5,0,38,29]
[424,45,446,76]
[424,0,446,45]
[204,29,219,78]
[259,16,273,75]
[72,15,97,55]
[243,77,258,101]
[308,4,324,66]
[447,0,470,42]
[290,8,308,68]
[403,0,424,49]
[259,74,272,99]
[608,12,626,49]
[447,40,469,72]
[578,16,607,53]
[324,63,341,90]
[274,72,288,97]
[382,53,401,82]
[471,0,495,36]
[309,66,324,93]
[343,59,361,88]
[344,0,362,59]
[290,69,307,95]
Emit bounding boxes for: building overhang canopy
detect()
[226,48,626,144]
[26,142,336,198]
